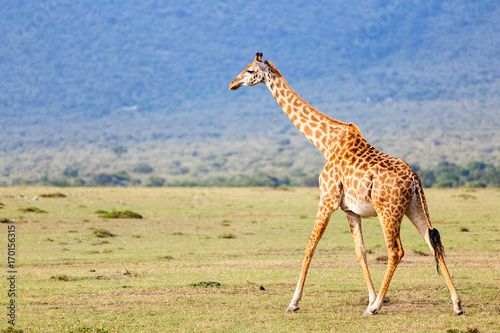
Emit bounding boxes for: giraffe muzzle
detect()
[229,79,242,90]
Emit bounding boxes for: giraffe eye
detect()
[247,70,254,74]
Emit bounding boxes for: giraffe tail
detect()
[411,171,444,274]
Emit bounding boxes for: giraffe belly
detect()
[341,195,378,217]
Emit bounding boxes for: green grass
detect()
[0,187,499,332]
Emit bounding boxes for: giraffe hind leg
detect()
[405,201,464,315]
[346,211,377,306]
[363,215,404,315]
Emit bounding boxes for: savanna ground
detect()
[0,187,499,332]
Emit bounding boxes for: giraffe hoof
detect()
[454,309,465,316]
[286,304,300,312]
[363,308,378,316]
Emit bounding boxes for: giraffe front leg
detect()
[286,194,338,313]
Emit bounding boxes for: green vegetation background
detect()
[0,1,499,187]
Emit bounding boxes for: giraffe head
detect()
[229,52,279,90]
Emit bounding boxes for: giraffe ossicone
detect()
[229,52,464,316]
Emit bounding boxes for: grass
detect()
[67,327,109,333]
[412,249,430,257]
[0,187,498,332]
[1,326,24,333]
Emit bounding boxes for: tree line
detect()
[7,160,499,188]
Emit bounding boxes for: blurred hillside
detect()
[0,1,499,186]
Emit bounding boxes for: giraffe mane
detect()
[264,58,361,135]
[269,64,359,133]
[264,61,283,78]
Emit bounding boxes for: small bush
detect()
[1,218,13,223]
[376,255,388,262]
[130,179,142,186]
[52,179,72,187]
[92,173,115,186]
[190,281,221,287]
[466,181,486,188]
[40,192,66,198]
[146,175,166,187]
[93,229,114,238]
[111,145,128,157]
[112,171,131,182]
[98,210,142,219]
[91,172,131,186]
[51,274,71,281]
[92,240,110,245]
[218,232,236,239]
[19,206,47,213]
[94,209,107,214]
[460,227,469,232]
[62,166,79,178]
[457,194,477,200]
[132,163,154,174]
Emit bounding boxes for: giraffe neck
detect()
[265,73,341,156]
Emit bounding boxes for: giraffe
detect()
[229,53,464,316]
